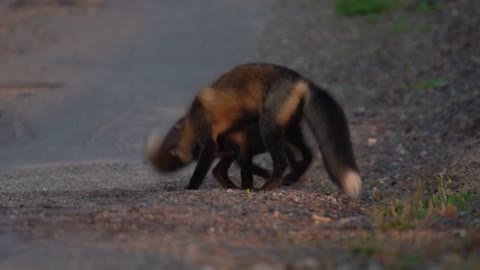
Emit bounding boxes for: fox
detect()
[145,63,362,198]
[147,117,311,190]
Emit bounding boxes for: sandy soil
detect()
[1,0,479,269]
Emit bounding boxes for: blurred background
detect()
[0,0,271,165]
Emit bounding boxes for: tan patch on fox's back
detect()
[243,80,265,111]
[276,80,309,125]
[210,64,274,113]
[198,87,243,140]
[198,78,267,141]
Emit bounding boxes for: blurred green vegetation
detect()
[335,0,441,16]
[335,0,396,16]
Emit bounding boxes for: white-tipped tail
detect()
[342,170,362,199]
[145,128,163,162]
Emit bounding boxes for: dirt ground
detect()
[1,0,479,269]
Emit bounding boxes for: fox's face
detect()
[146,117,196,172]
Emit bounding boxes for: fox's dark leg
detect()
[212,157,238,189]
[251,164,270,179]
[285,145,297,167]
[259,142,296,181]
[259,115,288,191]
[238,153,255,190]
[283,128,313,186]
[258,79,310,191]
[186,140,216,189]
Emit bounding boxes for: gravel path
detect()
[1,0,479,269]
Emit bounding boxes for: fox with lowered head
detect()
[146,63,362,198]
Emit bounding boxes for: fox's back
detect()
[211,63,302,93]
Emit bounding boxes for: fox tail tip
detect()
[145,127,163,162]
[342,170,362,199]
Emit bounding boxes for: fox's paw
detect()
[259,178,282,191]
[342,170,362,199]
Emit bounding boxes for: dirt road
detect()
[1,0,479,269]
[0,0,277,268]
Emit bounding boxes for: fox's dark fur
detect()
[212,116,313,189]
[146,63,362,198]
[147,117,309,190]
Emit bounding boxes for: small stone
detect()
[251,263,282,270]
[367,138,377,146]
[453,229,466,237]
[337,216,364,226]
[294,257,319,269]
[354,107,366,116]
[312,214,332,223]
[272,210,280,218]
[396,144,408,155]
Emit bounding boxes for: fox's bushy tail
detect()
[145,127,164,168]
[304,82,362,198]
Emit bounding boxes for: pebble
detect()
[251,263,283,270]
[396,144,408,155]
[293,257,319,269]
[312,214,332,223]
[367,138,377,146]
[453,229,466,237]
[354,107,366,116]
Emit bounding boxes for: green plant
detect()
[391,18,412,33]
[396,254,423,269]
[431,175,478,214]
[415,1,441,14]
[372,177,478,230]
[359,51,382,60]
[335,0,397,16]
[318,181,336,193]
[349,234,383,257]
[352,245,382,257]
[335,0,441,17]
[414,78,449,90]
[421,21,432,32]
[372,181,430,230]
[245,188,253,198]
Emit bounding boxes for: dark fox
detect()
[147,117,310,190]
[146,63,362,198]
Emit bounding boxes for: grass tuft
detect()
[391,18,413,33]
[372,176,478,230]
[415,1,441,14]
[414,78,449,90]
[335,0,396,16]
